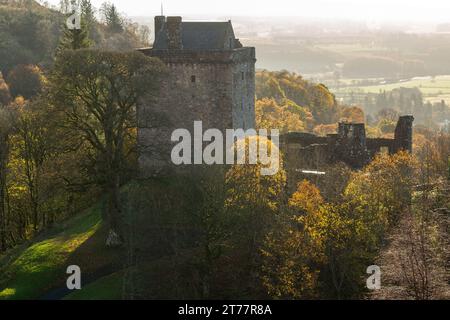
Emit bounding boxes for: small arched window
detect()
[191,75,196,83]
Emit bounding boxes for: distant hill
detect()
[0,0,147,76]
[0,0,63,74]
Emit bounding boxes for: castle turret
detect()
[394,115,414,153]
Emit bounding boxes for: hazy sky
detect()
[47,0,450,22]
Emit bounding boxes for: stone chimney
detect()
[166,16,183,50]
[154,16,165,37]
[394,115,414,153]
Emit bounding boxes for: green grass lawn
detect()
[0,206,102,300]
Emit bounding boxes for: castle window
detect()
[241,72,244,80]
[191,75,196,83]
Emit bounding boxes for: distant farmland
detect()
[332,75,450,105]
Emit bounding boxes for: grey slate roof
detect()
[153,21,234,50]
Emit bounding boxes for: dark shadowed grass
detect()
[0,206,102,300]
[63,271,124,300]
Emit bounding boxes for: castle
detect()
[137,16,413,178]
[138,16,256,176]
[280,116,414,189]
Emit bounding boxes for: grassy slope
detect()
[0,178,203,300]
[0,205,120,300]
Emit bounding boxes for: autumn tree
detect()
[261,180,325,299]
[255,71,340,130]
[49,49,166,246]
[340,106,365,123]
[6,64,44,100]
[308,83,338,124]
[316,162,352,202]
[256,98,305,133]
[262,151,418,299]
[0,72,12,106]
[345,151,417,231]
[261,178,377,299]
[0,104,17,251]
[225,136,286,293]
[313,202,374,299]
[14,98,55,231]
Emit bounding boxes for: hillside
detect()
[0,203,124,300]
[0,0,64,74]
[0,0,147,76]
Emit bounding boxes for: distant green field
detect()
[333,75,450,104]
[316,43,390,55]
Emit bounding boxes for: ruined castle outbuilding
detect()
[280,115,414,189]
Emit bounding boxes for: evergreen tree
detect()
[80,0,94,19]
[56,13,92,54]
[80,0,96,29]
[101,2,123,33]
[59,0,78,14]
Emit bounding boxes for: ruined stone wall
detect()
[366,138,394,157]
[280,116,414,189]
[332,123,369,169]
[394,115,414,153]
[138,61,232,176]
[281,142,331,192]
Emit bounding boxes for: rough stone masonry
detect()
[138,16,256,177]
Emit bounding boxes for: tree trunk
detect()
[105,173,123,247]
[0,156,6,252]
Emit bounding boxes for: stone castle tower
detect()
[138,16,256,177]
